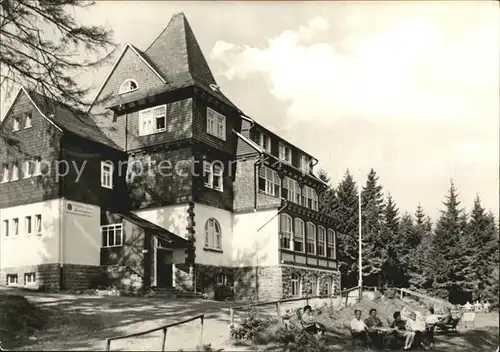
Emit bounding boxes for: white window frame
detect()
[25,216,32,235]
[294,218,305,252]
[138,105,167,136]
[35,214,42,235]
[327,229,336,259]
[34,157,41,176]
[279,142,292,163]
[306,222,316,255]
[215,273,226,285]
[7,274,18,286]
[24,272,36,285]
[12,116,20,131]
[299,155,309,172]
[309,275,320,296]
[207,107,226,141]
[101,223,123,248]
[291,273,301,297]
[11,163,19,181]
[24,112,32,129]
[258,166,281,197]
[101,161,114,189]
[119,79,138,94]
[1,164,9,183]
[204,218,222,250]
[12,218,19,236]
[203,161,223,192]
[23,159,35,179]
[2,220,8,237]
[280,214,293,250]
[317,226,326,257]
[303,185,319,211]
[283,177,301,204]
[258,131,271,153]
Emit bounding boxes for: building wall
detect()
[62,200,101,266]
[0,199,61,268]
[90,46,166,149]
[192,202,233,266]
[232,209,280,267]
[0,92,62,209]
[133,204,190,238]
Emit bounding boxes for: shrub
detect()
[214,284,234,301]
[230,306,276,342]
[384,288,397,299]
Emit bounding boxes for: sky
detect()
[2,1,499,221]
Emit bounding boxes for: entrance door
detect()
[156,249,173,288]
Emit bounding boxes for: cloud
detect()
[210,13,499,126]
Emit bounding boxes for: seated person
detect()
[406,311,429,350]
[424,307,440,348]
[350,309,369,343]
[365,308,389,349]
[435,307,453,330]
[391,311,415,351]
[301,305,326,335]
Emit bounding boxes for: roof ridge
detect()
[145,13,179,53]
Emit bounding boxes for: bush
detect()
[230,306,276,342]
[214,284,234,301]
[384,288,397,299]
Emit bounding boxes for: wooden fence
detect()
[228,286,361,326]
[104,314,204,351]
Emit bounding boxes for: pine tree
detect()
[318,169,338,219]
[432,181,468,302]
[464,196,500,300]
[361,169,387,287]
[415,204,426,226]
[383,194,401,287]
[407,205,433,290]
[333,170,360,287]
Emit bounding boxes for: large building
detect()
[0,13,340,301]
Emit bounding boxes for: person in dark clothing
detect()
[391,311,415,350]
[301,305,326,335]
[364,308,388,349]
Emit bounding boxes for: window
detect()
[203,161,223,192]
[299,155,309,172]
[12,218,19,236]
[11,163,19,181]
[280,214,293,250]
[2,220,8,237]
[101,161,113,189]
[204,218,222,250]
[282,177,301,204]
[294,218,305,252]
[258,166,281,197]
[309,275,319,296]
[327,229,336,259]
[24,273,36,285]
[35,214,42,235]
[138,105,167,136]
[12,116,20,131]
[215,273,226,285]
[25,216,32,235]
[327,277,334,295]
[207,107,226,141]
[303,185,318,211]
[34,157,41,176]
[306,222,316,255]
[7,274,18,286]
[23,159,35,178]
[279,142,292,163]
[1,164,9,183]
[24,113,32,128]
[252,131,271,153]
[102,224,123,248]
[291,273,301,297]
[119,79,138,94]
[317,226,326,257]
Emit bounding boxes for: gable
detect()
[89,45,166,116]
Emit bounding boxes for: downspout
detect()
[253,155,263,212]
[58,137,65,291]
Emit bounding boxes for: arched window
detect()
[204,218,221,250]
[302,185,318,211]
[327,229,336,259]
[306,222,316,255]
[317,226,326,257]
[280,213,293,250]
[282,177,301,204]
[309,275,320,296]
[294,218,305,252]
[327,277,334,296]
[291,273,301,297]
[119,79,138,94]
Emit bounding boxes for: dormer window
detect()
[279,142,292,163]
[119,79,138,94]
[207,107,226,141]
[24,113,32,129]
[299,155,310,173]
[12,116,20,132]
[252,130,271,153]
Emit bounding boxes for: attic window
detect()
[119,79,138,94]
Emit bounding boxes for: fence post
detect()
[161,327,167,352]
[400,289,403,300]
[275,301,281,319]
[229,308,234,326]
[106,339,111,352]
[199,315,204,347]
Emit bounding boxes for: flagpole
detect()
[358,185,363,300]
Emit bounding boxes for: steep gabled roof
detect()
[145,12,216,86]
[25,90,121,150]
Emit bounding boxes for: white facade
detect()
[0,199,62,268]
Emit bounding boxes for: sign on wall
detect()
[65,201,94,217]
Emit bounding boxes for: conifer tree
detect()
[360,169,387,287]
[318,169,338,219]
[332,169,359,287]
[383,194,401,287]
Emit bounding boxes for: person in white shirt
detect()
[350,309,369,343]
[424,307,442,348]
[406,312,429,350]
